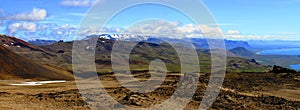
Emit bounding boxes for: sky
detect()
[0,0,299,41]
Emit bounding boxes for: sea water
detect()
[257,48,300,55]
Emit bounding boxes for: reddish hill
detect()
[0,34,43,51]
[0,45,74,80]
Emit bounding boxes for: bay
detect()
[257,48,300,55]
[289,64,300,71]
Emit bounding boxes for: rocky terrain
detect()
[0,71,299,109]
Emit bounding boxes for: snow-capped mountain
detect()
[84,34,254,50]
[85,34,148,41]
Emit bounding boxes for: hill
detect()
[0,35,56,62]
[43,36,268,73]
[229,47,255,57]
[0,45,73,80]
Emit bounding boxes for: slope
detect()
[0,45,74,80]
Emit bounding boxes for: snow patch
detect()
[10,80,66,86]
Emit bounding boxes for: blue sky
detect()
[0,0,299,41]
[204,0,300,40]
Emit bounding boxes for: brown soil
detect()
[0,72,299,109]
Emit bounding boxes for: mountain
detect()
[0,45,74,80]
[0,35,44,51]
[44,35,268,73]
[0,35,75,73]
[0,34,268,74]
[28,39,57,46]
[229,47,255,57]
[0,35,56,61]
[84,34,254,50]
[0,35,56,56]
[189,38,253,50]
[225,40,254,50]
[85,34,117,41]
[144,37,254,50]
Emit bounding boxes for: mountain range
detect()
[0,34,272,80]
[3,33,300,80]
[28,39,57,46]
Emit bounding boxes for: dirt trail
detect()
[259,88,300,102]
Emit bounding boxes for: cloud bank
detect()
[60,0,96,7]
[7,22,36,35]
[6,20,272,41]
[5,8,47,21]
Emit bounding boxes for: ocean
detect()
[257,48,300,70]
[257,48,300,55]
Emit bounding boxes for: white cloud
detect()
[76,26,122,38]
[123,20,186,38]
[123,21,272,40]
[33,21,273,40]
[224,30,273,40]
[60,0,96,7]
[226,30,241,35]
[5,22,79,40]
[47,24,78,40]
[7,22,37,35]
[3,19,276,41]
[67,12,85,16]
[121,20,226,38]
[177,24,199,34]
[77,27,102,36]
[6,8,47,21]
[197,25,222,35]
[225,34,270,40]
